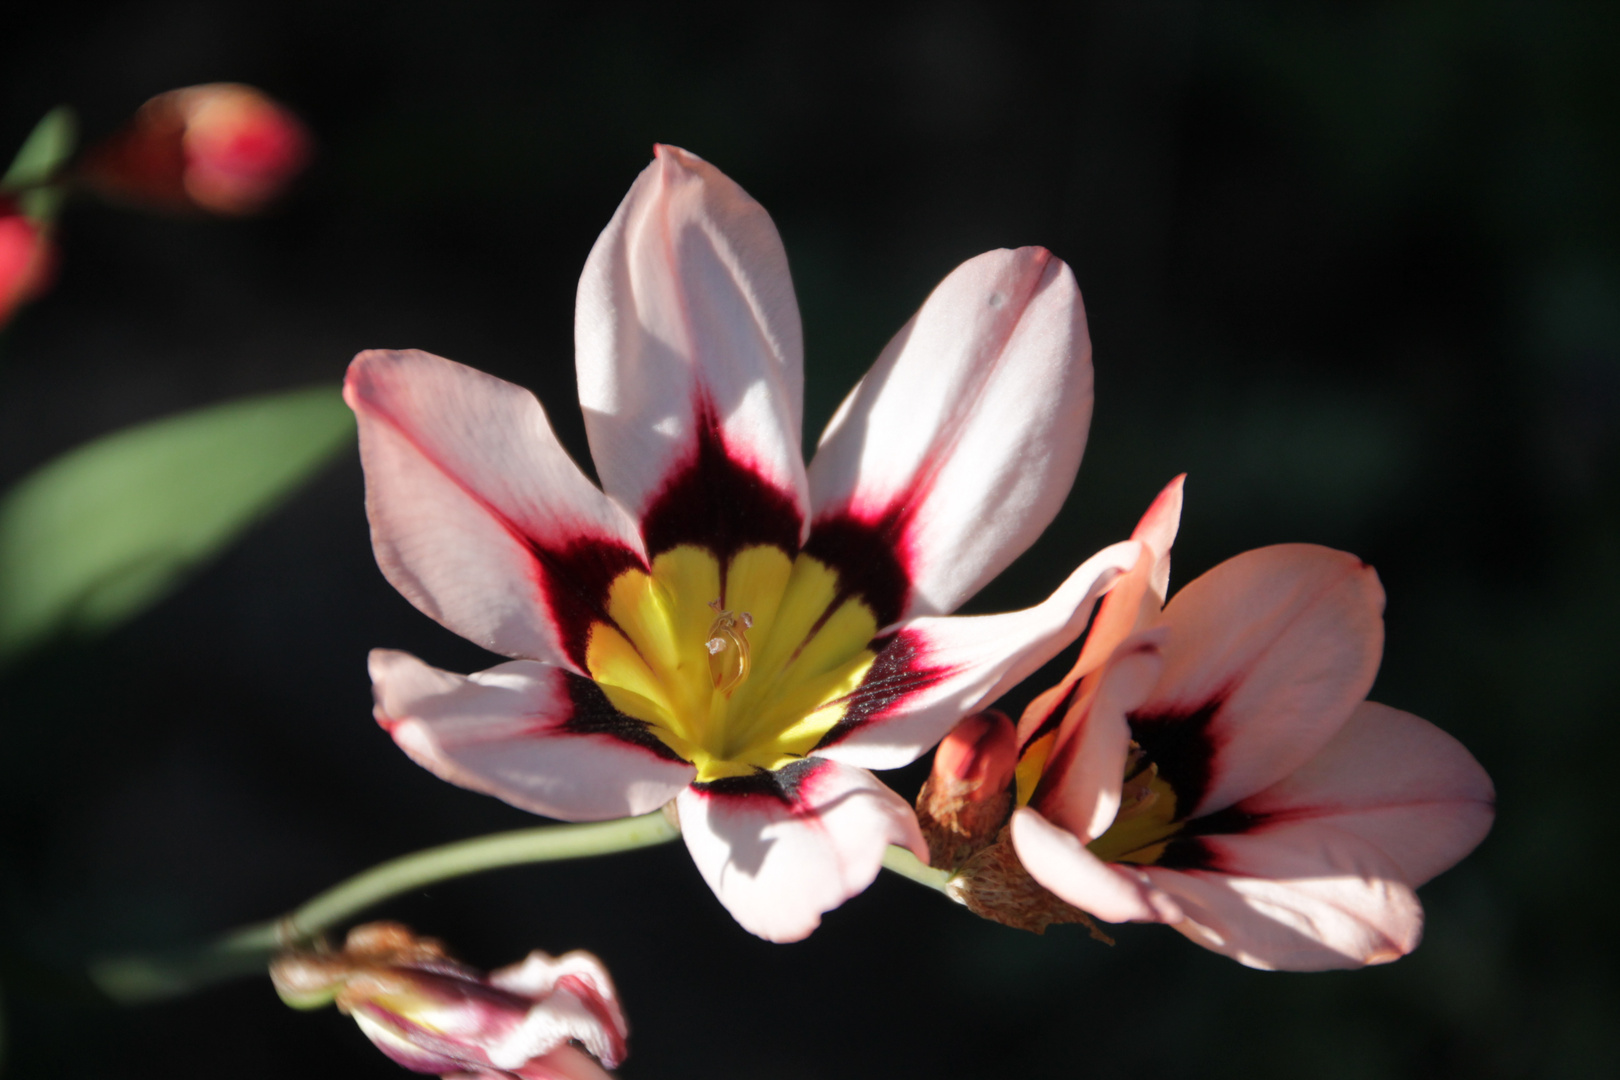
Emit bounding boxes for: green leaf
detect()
[1,105,78,222]
[0,385,354,663]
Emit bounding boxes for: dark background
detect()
[2,1,1616,1076]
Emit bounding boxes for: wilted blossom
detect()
[0,198,53,326]
[80,83,311,215]
[348,145,1141,941]
[935,478,1495,970]
[271,922,627,1080]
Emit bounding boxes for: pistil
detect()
[705,600,754,696]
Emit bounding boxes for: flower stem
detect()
[881,845,955,894]
[90,811,680,1005]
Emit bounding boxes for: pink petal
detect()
[1142,826,1425,971]
[805,247,1093,622]
[1236,701,1495,886]
[575,145,808,553]
[509,1045,617,1080]
[1009,807,1183,923]
[676,758,927,942]
[1031,632,1165,842]
[370,649,693,821]
[485,963,628,1071]
[811,540,1142,771]
[346,350,646,669]
[1132,473,1184,604]
[486,950,627,1063]
[1131,544,1385,817]
[1014,476,1184,750]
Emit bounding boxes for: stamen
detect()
[705,600,754,696]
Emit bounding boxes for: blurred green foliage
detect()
[0,106,76,222]
[0,387,352,664]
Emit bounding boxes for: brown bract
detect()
[948,826,1111,941]
[916,710,1018,870]
[916,770,1012,871]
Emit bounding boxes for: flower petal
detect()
[806,247,1093,620]
[505,1045,617,1080]
[484,953,628,1070]
[676,758,927,942]
[1009,807,1183,923]
[1014,476,1184,750]
[370,649,694,821]
[486,950,628,1069]
[1234,701,1495,886]
[576,145,808,556]
[811,540,1142,771]
[1031,632,1165,842]
[1130,544,1385,818]
[346,350,646,668]
[1132,473,1184,604]
[1142,826,1425,971]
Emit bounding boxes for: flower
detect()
[271,922,627,1080]
[347,145,1140,941]
[80,83,310,215]
[0,198,53,326]
[943,477,1496,970]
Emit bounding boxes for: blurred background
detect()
[2,1,1616,1076]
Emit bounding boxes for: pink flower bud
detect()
[81,83,311,215]
[915,710,1018,871]
[271,922,627,1079]
[933,710,1018,796]
[0,199,54,326]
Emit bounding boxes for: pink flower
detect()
[946,478,1495,970]
[81,83,310,215]
[271,922,626,1080]
[347,145,1140,941]
[0,198,53,326]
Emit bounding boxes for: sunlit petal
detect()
[806,247,1093,619]
[370,649,693,821]
[676,758,926,942]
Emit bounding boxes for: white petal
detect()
[812,540,1141,771]
[346,350,645,667]
[370,649,693,821]
[575,145,808,546]
[806,247,1092,618]
[676,759,927,942]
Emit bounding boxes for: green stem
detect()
[90,811,680,1005]
[881,845,955,894]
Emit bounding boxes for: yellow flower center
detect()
[1086,744,1183,864]
[583,543,881,782]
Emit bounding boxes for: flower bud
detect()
[915,711,1018,871]
[80,83,311,215]
[0,199,54,326]
[271,922,627,1079]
